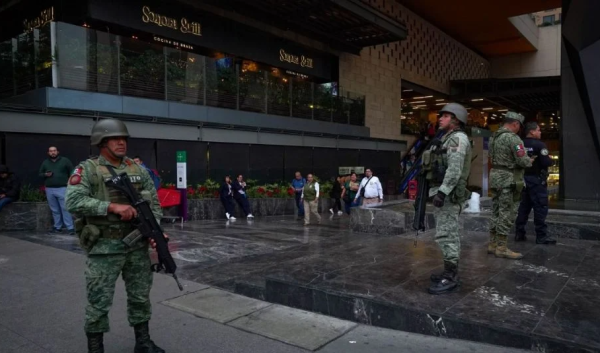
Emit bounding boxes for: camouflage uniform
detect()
[65,118,165,353]
[489,114,532,259]
[66,155,162,332]
[429,130,472,267]
[424,103,472,295]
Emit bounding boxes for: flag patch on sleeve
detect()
[514,144,525,157]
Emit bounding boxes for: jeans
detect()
[344,197,361,215]
[295,192,305,216]
[46,187,74,230]
[0,197,14,211]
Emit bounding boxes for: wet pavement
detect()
[4,214,599,352]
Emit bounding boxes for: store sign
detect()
[23,6,54,33]
[153,36,194,50]
[279,49,313,69]
[142,5,201,36]
[339,166,365,175]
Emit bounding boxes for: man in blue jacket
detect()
[291,171,306,219]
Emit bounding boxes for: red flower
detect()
[274,188,281,194]
[266,191,273,197]
[257,187,266,194]
[199,186,208,193]
[287,187,294,196]
[213,191,219,198]
[187,187,194,194]
[39,186,46,192]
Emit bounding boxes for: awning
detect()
[195,0,408,54]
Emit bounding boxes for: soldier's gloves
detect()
[433,191,446,207]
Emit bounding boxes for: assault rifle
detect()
[105,166,184,291]
[411,138,443,247]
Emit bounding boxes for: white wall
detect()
[490,25,561,78]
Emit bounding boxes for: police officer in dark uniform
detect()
[514,122,556,244]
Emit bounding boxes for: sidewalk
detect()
[0,233,528,353]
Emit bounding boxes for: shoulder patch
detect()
[514,144,525,157]
[541,148,549,156]
[69,166,83,185]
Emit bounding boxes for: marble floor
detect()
[4,214,599,352]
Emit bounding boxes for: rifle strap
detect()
[105,165,119,178]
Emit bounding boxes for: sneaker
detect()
[329,208,334,215]
[47,228,61,235]
[247,214,254,218]
[230,216,236,220]
[337,211,343,216]
[68,229,76,236]
[226,212,231,220]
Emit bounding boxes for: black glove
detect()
[433,191,446,208]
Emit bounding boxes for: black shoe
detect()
[68,229,76,235]
[86,332,104,353]
[428,276,460,295]
[536,238,557,245]
[134,322,165,353]
[47,228,61,235]
[429,262,460,294]
[515,233,527,242]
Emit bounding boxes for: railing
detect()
[0,22,365,126]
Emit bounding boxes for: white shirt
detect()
[355,176,383,200]
[301,182,319,199]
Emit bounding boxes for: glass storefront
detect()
[0,21,365,126]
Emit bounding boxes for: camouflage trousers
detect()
[84,247,153,333]
[434,201,461,266]
[490,187,517,236]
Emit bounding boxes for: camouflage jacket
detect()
[489,127,532,189]
[65,155,162,255]
[429,129,471,198]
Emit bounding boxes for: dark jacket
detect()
[220,182,233,200]
[231,180,247,199]
[330,181,342,198]
[0,167,20,199]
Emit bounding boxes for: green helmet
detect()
[505,111,524,125]
[90,118,130,146]
[438,103,468,124]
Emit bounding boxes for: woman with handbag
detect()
[341,173,360,215]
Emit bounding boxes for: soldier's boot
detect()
[487,231,497,254]
[86,332,104,353]
[494,234,524,259]
[428,262,460,294]
[134,322,165,353]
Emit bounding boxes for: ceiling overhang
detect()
[194,0,408,54]
[393,0,562,57]
[450,76,561,113]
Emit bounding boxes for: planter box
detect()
[0,195,405,231]
[0,202,53,232]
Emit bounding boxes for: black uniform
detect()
[515,137,554,243]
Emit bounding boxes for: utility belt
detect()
[75,217,135,252]
[492,164,524,201]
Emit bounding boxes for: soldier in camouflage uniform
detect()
[65,119,166,353]
[424,103,472,295]
[488,112,533,259]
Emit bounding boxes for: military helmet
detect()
[439,103,468,124]
[505,111,525,125]
[90,118,130,146]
